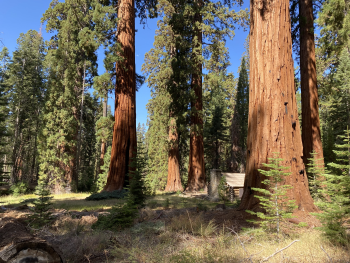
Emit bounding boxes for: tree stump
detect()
[208,169,221,201]
[0,220,63,263]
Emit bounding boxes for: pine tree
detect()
[231,56,249,172]
[40,0,101,192]
[143,0,182,191]
[5,31,46,185]
[246,154,297,236]
[28,182,53,228]
[314,128,350,245]
[0,47,10,185]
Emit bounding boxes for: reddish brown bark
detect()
[186,2,206,192]
[239,0,317,212]
[299,0,324,168]
[104,0,136,191]
[165,118,184,192]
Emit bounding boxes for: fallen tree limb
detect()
[227,227,253,263]
[320,246,332,263]
[260,240,299,262]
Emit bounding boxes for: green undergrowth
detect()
[0,191,240,212]
[85,189,128,201]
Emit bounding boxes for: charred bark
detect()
[165,118,184,192]
[239,0,317,212]
[299,0,324,168]
[104,0,136,191]
[186,1,206,192]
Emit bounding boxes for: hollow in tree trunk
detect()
[239,0,317,212]
[165,118,183,192]
[187,2,206,192]
[299,0,324,169]
[104,0,136,191]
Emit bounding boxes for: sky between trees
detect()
[0,0,249,127]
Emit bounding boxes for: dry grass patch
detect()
[106,214,349,263]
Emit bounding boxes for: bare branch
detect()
[227,227,253,263]
[260,240,299,262]
[320,246,333,263]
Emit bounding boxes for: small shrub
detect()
[297,222,308,228]
[196,202,208,212]
[146,200,161,209]
[312,128,350,245]
[218,175,229,202]
[246,153,297,236]
[27,182,53,228]
[85,189,127,201]
[10,182,28,196]
[164,198,170,209]
[92,204,137,231]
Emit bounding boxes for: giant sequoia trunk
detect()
[299,0,324,168]
[104,0,136,191]
[165,118,183,192]
[187,2,206,192]
[239,0,317,212]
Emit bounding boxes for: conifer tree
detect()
[0,47,10,185]
[168,0,248,191]
[143,0,182,191]
[314,128,350,245]
[40,0,104,192]
[231,56,249,172]
[6,31,46,184]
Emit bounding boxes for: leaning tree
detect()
[239,0,317,212]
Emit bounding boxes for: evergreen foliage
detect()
[231,54,249,172]
[246,154,297,236]
[5,31,46,185]
[28,182,53,228]
[0,47,10,185]
[93,145,148,230]
[306,151,325,201]
[312,128,350,245]
[96,146,112,192]
[85,189,127,201]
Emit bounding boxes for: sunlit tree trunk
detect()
[239,0,317,212]
[165,117,183,192]
[187,0,206,191]
[299,0,324,168]
[104,0,136,191]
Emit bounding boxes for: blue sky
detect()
[0,0,249,127]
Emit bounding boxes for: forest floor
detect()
[0,192,349,263]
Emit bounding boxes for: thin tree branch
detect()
[320,246,333,263]
[260,240,299,262]
[227,227,253,263]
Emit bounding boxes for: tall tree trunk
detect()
[104,0,136,191]
[239,0,317,212]
[165,117,183,192]
[99,92,108,174]
[299,0,324,168]
[187,1,206,192]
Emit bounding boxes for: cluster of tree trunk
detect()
[103,0,323,214]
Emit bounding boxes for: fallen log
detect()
[0,220,63,263]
